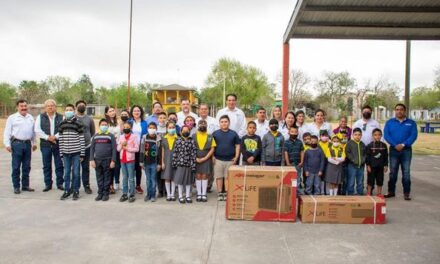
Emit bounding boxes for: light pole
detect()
[223,75,226,108]
[127,0,133,108]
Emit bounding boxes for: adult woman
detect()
[105,106,121,193]
[295,110,308,141]
[271,106,284,127]
[280,111,297,140]
[128,105,148,194]
[306,109,333,137]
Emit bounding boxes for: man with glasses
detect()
[353,105,381,145]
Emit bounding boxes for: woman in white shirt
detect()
[280,111,297,140]
[306,109,333,137]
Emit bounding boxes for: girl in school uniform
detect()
[161,121,178,201]
[183,116,198,137]
[194,120,216,202]
[324,135,346,196]
[172,125,197,204]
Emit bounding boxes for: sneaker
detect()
[201,195,208,202]
[166,196,172,202]
[196,196,202,202]
[404,193,412,201]
[57,185,65,191]
[222,193,227,201]
[136,186,144,194]
[114,183,120,190]
[84,186,92,194]
[72,192,79,200]
[128,195,136,203]
[102,195,109,201]
[144,196,149,202]
[186,197,193,204]
[171,196,176,201]
[14,188,21,194]
[95,194,103,201]
[120,194,128,202]
[179,197,186,204]
[217,194,223,201]
[60,191,71,200]
[150,198,156,202]
[384,193,395,198]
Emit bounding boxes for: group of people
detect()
[3,94,418,204]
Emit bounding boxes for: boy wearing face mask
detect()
[345,128,367,195]
[323,135,345,196]
[75,100,95,195]
[90,119,117,201]
[304,136,325,195]
[262,119,285,166]
[58,104,85,201]
[284,126,305,195]
[140,123,162,202]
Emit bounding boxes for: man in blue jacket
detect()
[384,103,418,201]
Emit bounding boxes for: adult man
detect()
[352,105,381,145]
[176,99,197,127]
[145,102,163,125]
[215,94,247,138]
[384,104,418,201]
[34,99,65,192]
[196,103,218,134]
[253,107,269,138]
[3,99,37,194]
[75,100,95,194]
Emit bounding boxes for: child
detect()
[161,121,178,201]
[167,113,181,136]
[172,125,197,203]
[318,131,330,195]
[90,119,117,201]
[184,116,197,137]
[212,115,240,201]
[345,128,366,195]
[117,122,139,203]
[241,121,262,165]
[157,112,168,136]
[302,132,312,151]
[194,120,216,202]
[284,126,304,195]
[323,135,345,196]
[262,119,285,166]
[140,122,162,202]
[58,104,85,201]
[303,135,325,195]
[366,128,388,196]
[333,116,352,145]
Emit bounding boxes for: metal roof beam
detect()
[291,34,440,40]
[304,5,440,13]
[298,21,440,29]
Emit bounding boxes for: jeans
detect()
[80,147,91,188]
[265,161,282,166]
[388,148,412,194]
[41,145,64,187]
[135,152,142,187]
[144,163,157,199]
[121,162,135,195]
[305,172,320,195]
[11,141,32,189]
[95,158,112,195]
[347,163,365,195]
[63,153,81,193]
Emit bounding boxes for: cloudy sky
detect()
[1,0,439,95]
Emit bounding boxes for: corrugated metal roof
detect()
[284,0,440,42]
[152,84,195,91]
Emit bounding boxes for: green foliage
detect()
[201,58,274,109]
[18,80,50,104]
[317,71,355,112]
[105,84,148,110]
[411,87,440,110]
[0,82,17,107]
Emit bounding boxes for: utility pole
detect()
[127,0,133,108]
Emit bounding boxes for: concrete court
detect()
[0,151,439,264]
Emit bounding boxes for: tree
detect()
[202,57,274,110]
[364,77,400,110]
[105,84,148,110]
[317,71,355,112]
[277,69,312,109]
[0,82,17,106]
[70,74,95,103]
[411,87,440,110]
[18,80,50,104]
[45,76,72,105]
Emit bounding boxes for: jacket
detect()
[345,139,366,167]
[262,131,284,164]
[117,133,139,162]
[366,141,388,168]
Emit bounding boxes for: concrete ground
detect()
[0,151,439,264]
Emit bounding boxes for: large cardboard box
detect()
[226,166,297,222]
[298,195,386,224]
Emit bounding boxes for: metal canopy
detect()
[283,0,440,42]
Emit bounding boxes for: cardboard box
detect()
[298,195,386,224]
[226,166,297,222]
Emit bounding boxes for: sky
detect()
[1,0,439,96]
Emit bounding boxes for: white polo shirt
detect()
[253,119,269,139]
[216,107,247,138]
[353,118,381,145]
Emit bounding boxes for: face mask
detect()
[167,128,176,135]
[185,122,194,129]
[121,116,129,122]
[290,135,298,140]
[363,112,372,119]
[320,136,329,142]
[332,142,340,147]
[65,111,74,119]
[199,126,207,132]
[270,125,278,131]
[77,105,86,114]
[310,143,318,148]
[100,125,108,133]
[182,131,190,138]
[148,128,156,135]
[123,128,131,134]
[169,118,177,123]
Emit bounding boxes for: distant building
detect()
[152,84,198,113]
